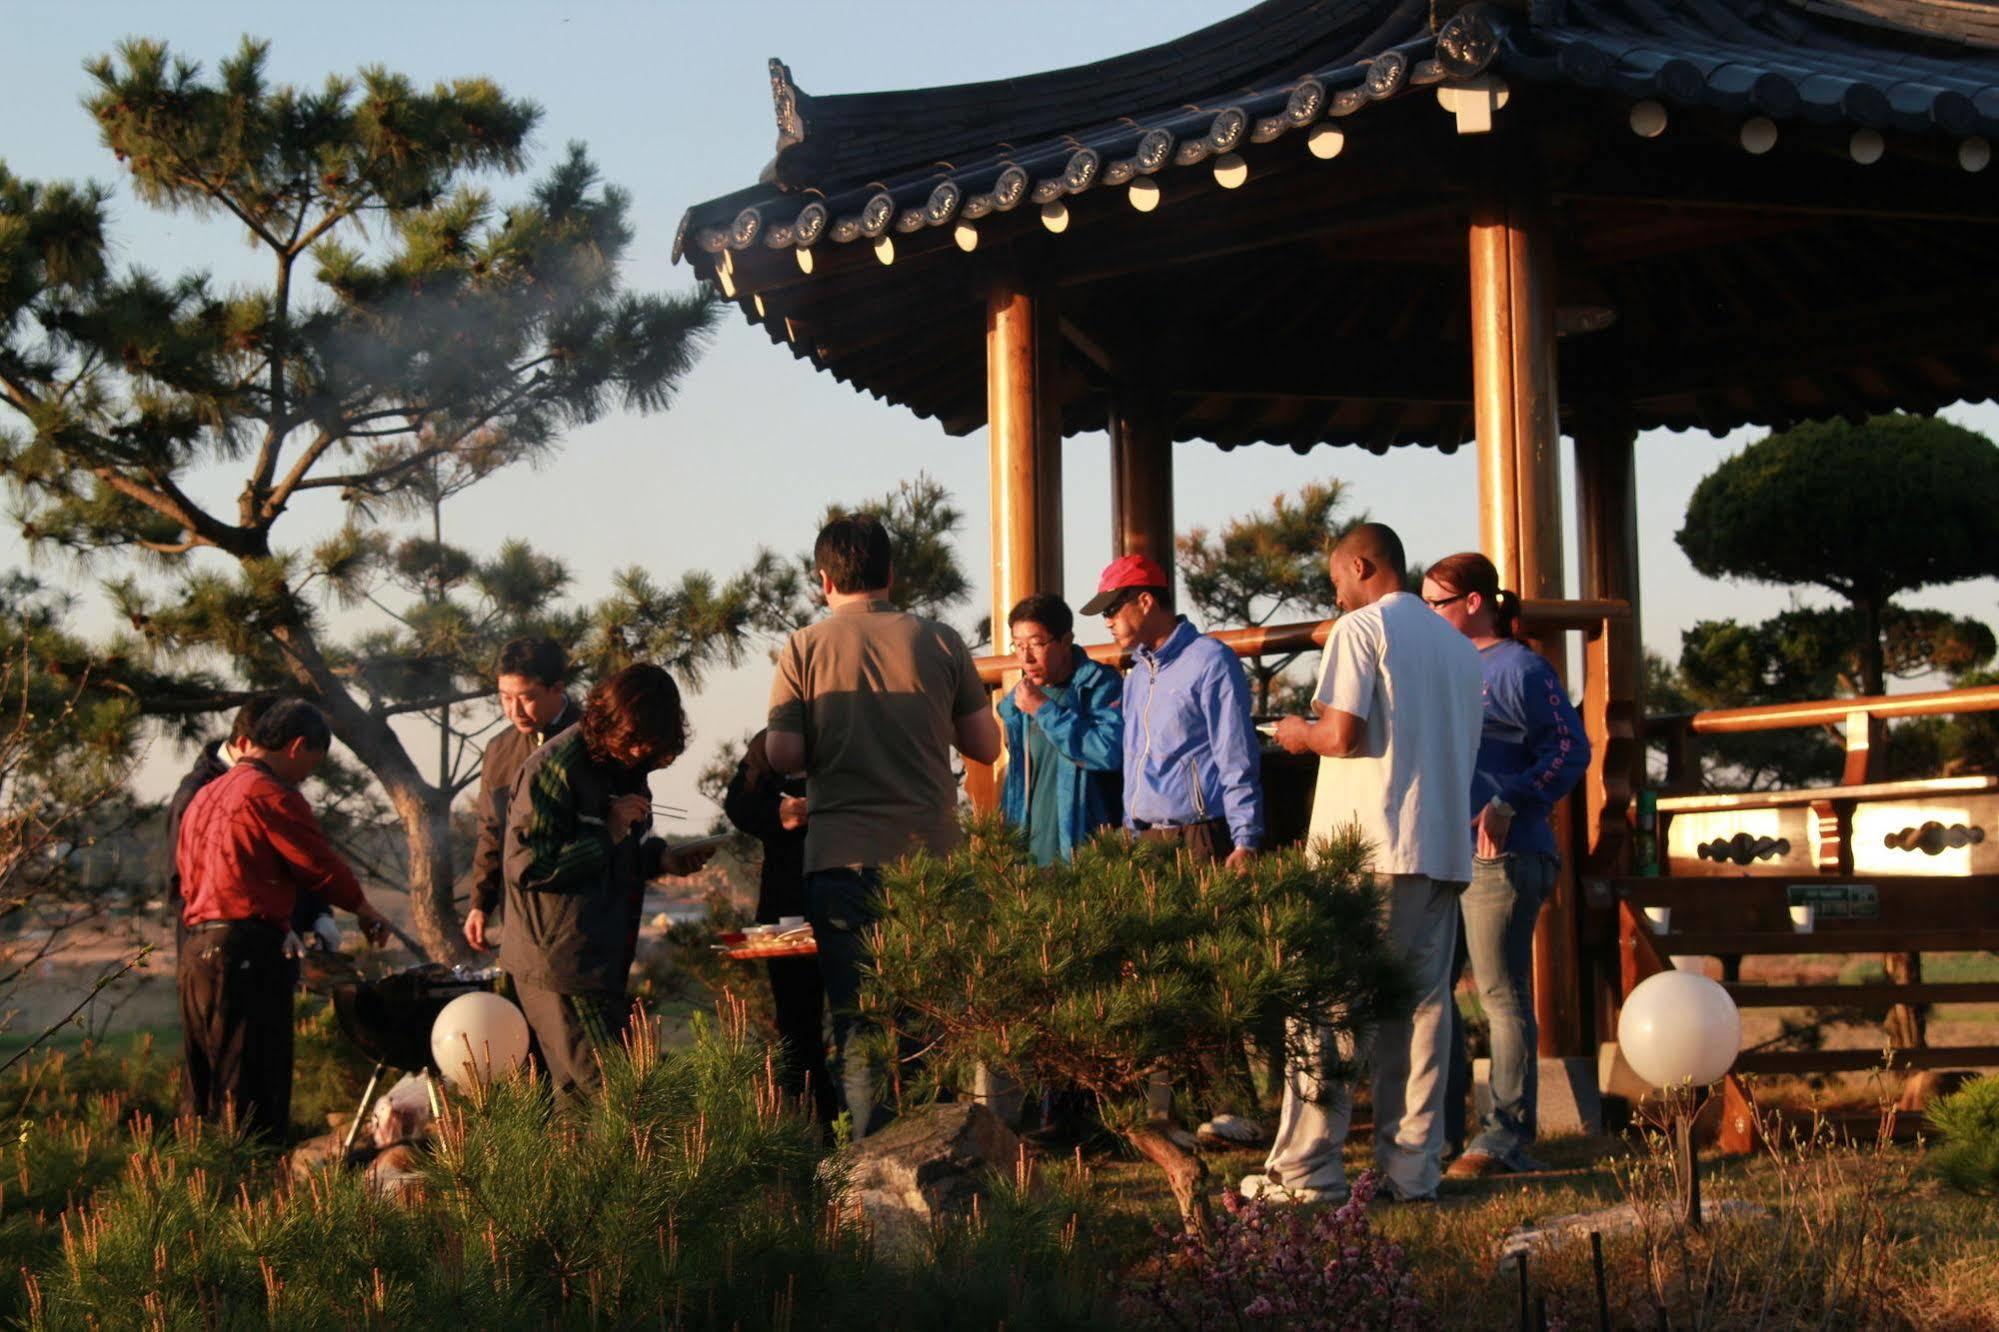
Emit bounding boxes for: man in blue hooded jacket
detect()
[996,594,1123,863]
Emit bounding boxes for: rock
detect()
[841,1102,1024,1258]
[1598,1041,1653,1104]
[364,1142,426,1199]
[1496,1198,1771,1271]
[287,1131,351,1178]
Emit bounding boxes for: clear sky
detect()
[5,1,1996,824]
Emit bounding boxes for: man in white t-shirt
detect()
[1242,522,1483,1203]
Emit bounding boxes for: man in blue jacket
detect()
[1083,554,1263,866]
[996,594,1123,863]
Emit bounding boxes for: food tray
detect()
[714,929,818,960]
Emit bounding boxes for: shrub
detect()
[1123,1171,1433,1330]
[867,822,1412,1233]
[22,998,1113,1330]
[1927,1073,1999,1195]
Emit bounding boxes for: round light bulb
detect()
[1617,970,1742,1087]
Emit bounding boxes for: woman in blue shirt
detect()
[1421,551,1589,1177]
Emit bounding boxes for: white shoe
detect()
[1196,1113,1271,1148]
[1237,1172,1347,1205]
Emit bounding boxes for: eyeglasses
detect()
[1100,591,1137,618]
[1423,594,1467,610]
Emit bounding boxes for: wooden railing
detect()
[1626,681,1999,1143]
[1652,682,1999,790]
[970,598,1633,687]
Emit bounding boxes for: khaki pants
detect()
[1262,874,1463,1200]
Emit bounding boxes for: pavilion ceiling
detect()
[678,0,1999,451]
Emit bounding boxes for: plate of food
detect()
[713,921,817,959]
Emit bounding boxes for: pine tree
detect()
[0,40,722,957]
[866,823,1412,1234]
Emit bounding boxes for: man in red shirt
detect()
[176,699,390,1141]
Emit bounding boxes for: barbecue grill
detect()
[305,952,502,1154]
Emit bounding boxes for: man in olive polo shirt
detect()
[766,513,1001,1137]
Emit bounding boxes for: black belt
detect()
[186,918,284,935]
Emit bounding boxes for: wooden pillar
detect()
[1470,176,1585,1058]
[969,280,1063,814]
[987,281,1063,646]
[1110,396,1175,564]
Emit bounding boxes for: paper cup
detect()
[1789,904,1816,934]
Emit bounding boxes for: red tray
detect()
[715,930,818,960]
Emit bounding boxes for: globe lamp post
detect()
[1616,969,1743,1229]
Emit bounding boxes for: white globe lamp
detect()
[430,991,531,1088]
[1617,969,1741,1087]
[1617,969,1742,1229]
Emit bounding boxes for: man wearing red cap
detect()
[1081,554,1262,867]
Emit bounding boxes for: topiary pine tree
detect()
[865,822,1412,1235]
[1176,481,1363,713]
[0,40,726,958]
[1676,414,1999,698]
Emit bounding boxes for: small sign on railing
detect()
[1786,882,1880,921]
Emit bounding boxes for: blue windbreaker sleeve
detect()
[1202,649,1265,849]
[1032,663,1124,772]
[1496,655,1590,816]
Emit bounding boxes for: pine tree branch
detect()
[92,467,214,548]
[375,687,490,718]
[282,389,535,502]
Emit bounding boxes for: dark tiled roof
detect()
[675,0,1999,449]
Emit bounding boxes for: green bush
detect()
[866,822,1412,1232]
[1927,1073,1999,1195]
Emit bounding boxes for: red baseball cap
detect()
[1079,554,1171,615]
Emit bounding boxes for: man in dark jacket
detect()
[165,695,334,954]
[501,663,715,1100]
[724,729,837,1128]
[463,637,580,952]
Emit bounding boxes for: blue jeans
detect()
[806,867,884,1137]
[1460,852,1557,1165]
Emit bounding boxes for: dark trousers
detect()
[768,955,837,1125]
[1135,818,1232,863]
[178,921,294,1143]
[516,983,629,1103]
[807,867,887,1136]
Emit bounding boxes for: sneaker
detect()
[1445,1149,1547,1180]
[1196,1113,1272,1149]
[1238,1172,1348,1206]
[1445,1150,1507,1180]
